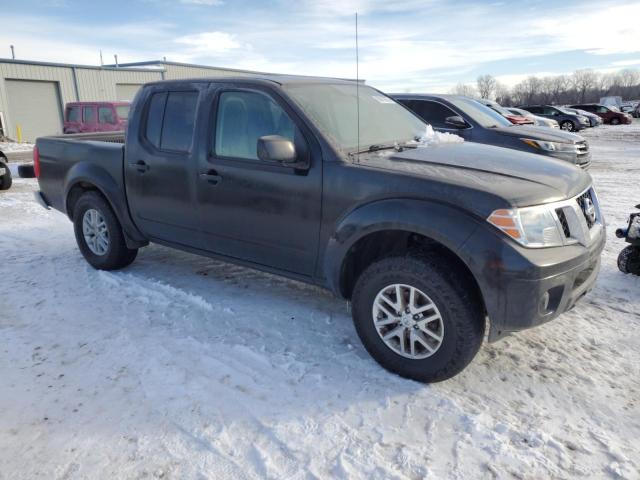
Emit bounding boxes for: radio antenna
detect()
[355,12,360,164]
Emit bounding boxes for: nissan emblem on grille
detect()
[578,192,597,228]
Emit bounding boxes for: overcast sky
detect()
[1,0,639,92]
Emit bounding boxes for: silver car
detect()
[507,107,559,128]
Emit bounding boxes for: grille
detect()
[575,141,589,156]
[576,190,596,229]
[556,208,571,237]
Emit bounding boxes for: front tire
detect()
[618,246,640,275]
[0,160,12,190]
[560,121,575,131]
[610,117,620,125]
[351,254,485,383]
[73,191,138,270]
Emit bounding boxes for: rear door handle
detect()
[200,170,222,185]
[130,160,149,173]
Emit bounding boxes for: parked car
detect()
[63,102,130,134]
[569,104,633,125]
[0,153,10,190]
[34,77,605,383]
[518,105,590,132]
[392,94,591,168]
[506,107,559,128]
[633,104,640,119]
[562,107,602,127]
[478,99,534,125]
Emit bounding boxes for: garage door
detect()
[116,84,142,102]
[6,79,63,142]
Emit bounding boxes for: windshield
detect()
[447,98,512,128]
[608,105,620,112]
[558,107,576,115]
[283,83,425,151]
[115,105,130,119]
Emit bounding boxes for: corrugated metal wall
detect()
[0,60,266,141]
[0,61,164,140]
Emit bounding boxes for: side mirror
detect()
[444,115,468,129]
[257,135,297,164]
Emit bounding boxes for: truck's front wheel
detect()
[0,160,12,190]
[351,254,484,382]
[73,191,138,270]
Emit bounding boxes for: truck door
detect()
[195,85,322,276]
[125,84,204,245]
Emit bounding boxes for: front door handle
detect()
[200,170,222,185]
[129,160,149,173]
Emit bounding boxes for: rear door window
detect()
[145,93,167,148]
[82,106,95,123]
[66,106,80,122]
[160,92,199,152]
[98,107,116,124]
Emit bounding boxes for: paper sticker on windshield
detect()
[372,95,395,104]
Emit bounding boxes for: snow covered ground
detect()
[1,123,639,480]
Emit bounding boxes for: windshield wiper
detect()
[349,142,418,157]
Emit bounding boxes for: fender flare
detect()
[321,198,482,297]
[63,161,147,247]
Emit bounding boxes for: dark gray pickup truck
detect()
[34,76,605,382]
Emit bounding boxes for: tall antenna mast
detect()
[355,12,360,164]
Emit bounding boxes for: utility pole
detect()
[114,54,118,68]
[10,45,15,60]
[100,50,104,67]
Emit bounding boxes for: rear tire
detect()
[560,121,575,131]
[18,164,36,178]
[618,246,640,275]
[351,254,485,383]
[0,160,12,191]
[610,117,620,125]
[73,191,138,270]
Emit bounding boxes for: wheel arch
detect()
[63,162,147,248]
[322,199,484,305]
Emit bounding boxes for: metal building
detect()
[0,59,267,142]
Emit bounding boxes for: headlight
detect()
[521,138,577,153]
[487,206,564,248]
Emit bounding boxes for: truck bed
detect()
[36,131,126,214]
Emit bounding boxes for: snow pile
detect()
[0,141,34,153]
[414,125,464,146]
[1,121,639,479]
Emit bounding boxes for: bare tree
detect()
[617,69,640,88]
[448,67,640,106]
[476,75,497,100]
[571,69,598,103]
[449,83,478,98]
[494,81,511,105]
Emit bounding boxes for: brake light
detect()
[33,146,40,178]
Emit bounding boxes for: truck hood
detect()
[490,125,584,143]
[360,141,591,210]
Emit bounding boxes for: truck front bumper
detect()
[461,223,606,342]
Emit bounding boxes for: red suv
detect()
[64,102,130,134]
[569,104,632,125]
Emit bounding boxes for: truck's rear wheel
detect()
[618,246,640,275]
[0,160,12,190]
[351,254,484,382]
[73,191,138,270]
